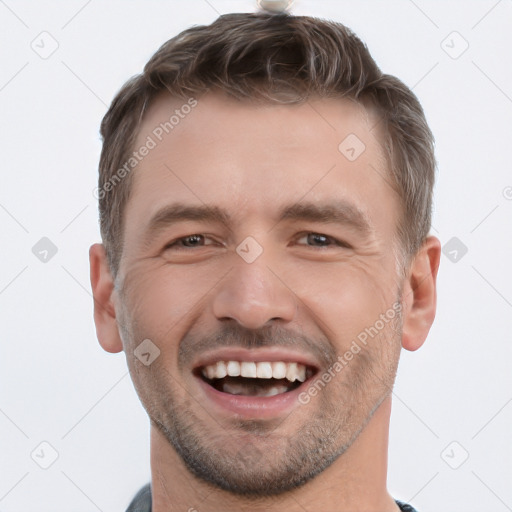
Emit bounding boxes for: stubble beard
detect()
[122,311,403,497]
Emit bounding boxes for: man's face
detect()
[114,92,404,495]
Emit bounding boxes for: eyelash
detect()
[164,233,351,250]
[165,234,216,250]
[295,232,352,249]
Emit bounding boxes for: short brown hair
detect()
[98,12,435,277]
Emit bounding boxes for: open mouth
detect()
[195,361,317,397]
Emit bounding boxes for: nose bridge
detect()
[212,247,297,329]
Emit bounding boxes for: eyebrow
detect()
[143,203,231,245]
[143,200,372,245]
[277,201,373,235]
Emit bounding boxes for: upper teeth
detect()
[201,361,307,382]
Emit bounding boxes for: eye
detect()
[296,232,351,249]
[165,234,216,249]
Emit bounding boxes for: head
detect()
[90,13,440,497]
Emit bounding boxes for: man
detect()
[90,9,440,512]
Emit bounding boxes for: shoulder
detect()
[125,483,152,512]
[395,499,419,512]
[124,486,416,512]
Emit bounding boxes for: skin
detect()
[90,91,441,512]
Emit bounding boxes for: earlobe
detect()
[401,236,441,352]
[89,243,124,353]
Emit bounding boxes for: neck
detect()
[150,395,400,512]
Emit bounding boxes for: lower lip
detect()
[195,375,311,419]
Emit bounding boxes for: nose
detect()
[211,254,297,330]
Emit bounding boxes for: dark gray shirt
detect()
[125,483,419,511]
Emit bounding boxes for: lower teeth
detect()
[221,381,290,397]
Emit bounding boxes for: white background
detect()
[1,1,511,511]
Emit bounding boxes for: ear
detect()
[401,236,441,352]
[89,243,123,353]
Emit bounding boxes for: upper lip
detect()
[192,347,321,372]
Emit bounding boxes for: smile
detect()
[191,350,320,419]
[199,360,315,397]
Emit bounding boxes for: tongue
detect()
[215,376,295,397]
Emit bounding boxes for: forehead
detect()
[126,91,397,235]
[135,91,380,160]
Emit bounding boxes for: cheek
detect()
[288,258,397,343]
[120,261,224,340]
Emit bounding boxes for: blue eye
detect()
[296,232,349,248]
